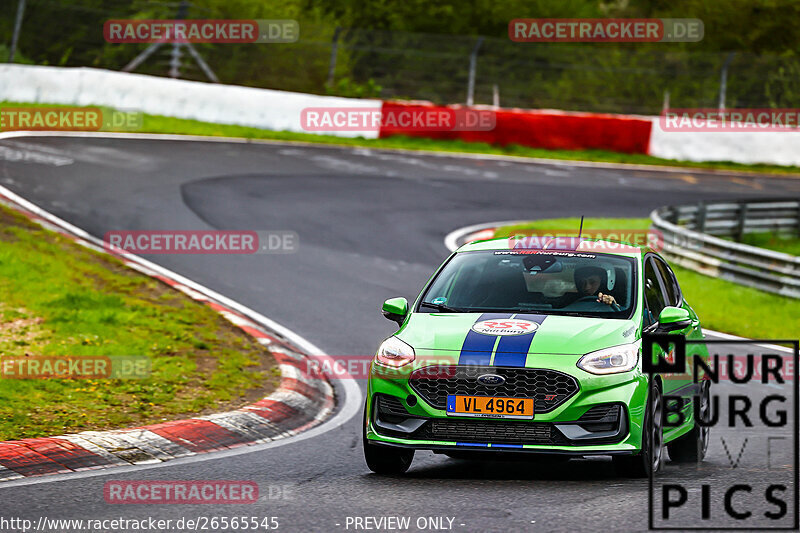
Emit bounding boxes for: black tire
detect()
[614,379,664,478]
[362,400,414,474]
[667,381,711,463]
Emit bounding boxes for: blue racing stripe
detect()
[493,314,548,367]
[458,313,513,365]
[490,443,524,449]
[456,442,488,447]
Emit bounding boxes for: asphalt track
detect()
[0,135,797,532]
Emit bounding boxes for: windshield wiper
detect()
[419,301,465,313]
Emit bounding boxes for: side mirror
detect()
[382,297,408,326]
[657,306,692,332]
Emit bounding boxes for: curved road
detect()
[0,135,797,532]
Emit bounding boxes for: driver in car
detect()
[564,266,620,310]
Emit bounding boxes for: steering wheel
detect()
[577,295,601,302]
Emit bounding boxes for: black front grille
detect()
[575,403,625,436]
[409,366,579,413]
[413,419,568,446]
[376,394,411,418]
[579,403,620,422]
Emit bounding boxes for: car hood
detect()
[397,312,639,359]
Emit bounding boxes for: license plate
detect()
[446,395,534,419]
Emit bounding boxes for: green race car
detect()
[363,236,710,476]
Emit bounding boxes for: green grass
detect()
[492,218,800,339]
[728,232,800,256]
[0,205,281,441]
[3,101,800,176]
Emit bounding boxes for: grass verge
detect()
[727,232,800,256]
[3,101,800,176]
[492,218,800,339]
[0,204,281,441]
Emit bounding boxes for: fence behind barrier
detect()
[650,199,800,299]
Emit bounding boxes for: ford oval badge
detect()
[476,373,506,386]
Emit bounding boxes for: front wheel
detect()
[363,400,414,474]
[614,379,664,478]
[667,380,711,463]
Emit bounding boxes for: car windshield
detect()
[419,250,636,319]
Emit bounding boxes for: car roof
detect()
[457,235,648,258]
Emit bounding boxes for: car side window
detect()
[643,258,667,326]
[653,257,680,307]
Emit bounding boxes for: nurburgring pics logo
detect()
[103,230,298,254]
[660,109,800,132]
[644,335,798,530]
[104,19,298,43]
[300,107,496,132]
[509,18,703,42]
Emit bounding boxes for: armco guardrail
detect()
[650,199,800,299]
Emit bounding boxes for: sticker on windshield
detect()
[494,250,596,258]
[471,319,539,336]
[431,296,448,305]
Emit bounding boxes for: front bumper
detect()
[365,361,649,455]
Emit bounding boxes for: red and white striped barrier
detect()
[2,65,799,168]
[379,101,653,154]
[378,101,800,166]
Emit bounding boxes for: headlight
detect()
[577,343,639,375]
[375,336,415,368]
